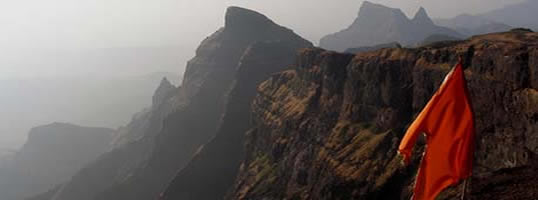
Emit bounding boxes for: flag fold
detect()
[398,63,475,200]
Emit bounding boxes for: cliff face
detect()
[51,6,312,200]
[161,39,312,200]
[0,123,114,200]
[230,31,538,199]
[320,1,461,51]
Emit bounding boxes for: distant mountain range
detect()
[435,14,512,37]
[0,148,16,154]
[0,150,14,169]
[320,1,462,51]
[321,1,538,52]
[480,0,538,31]
[434,0,538,38]
[0,123,114,200]
[0,72,180,150]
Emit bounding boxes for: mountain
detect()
[345,42,401,54]
[0,123,114,200]
[21,6,537,200]
[229,30,538,199]
[49,75,181,200]
[160,39,311,199]
[481,0,538,31]
[0,71,180,151]
[319,2,461,51]
[50,6,312,200]
[435,14,512,36]
[0,149,15,169]
[419,34,462,46]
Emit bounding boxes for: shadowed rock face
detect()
[230,31,538,200]
[160,39,312,200]
[0,123,113,200]
[320,1,461,51]
[50,6,311,200]
[466,165,538,200]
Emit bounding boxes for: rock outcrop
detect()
[319,1,461,51]
[230,31,538,199]
[50,6,312,200]
[0,123,114,200]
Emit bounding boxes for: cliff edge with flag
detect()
[399,61,475,200]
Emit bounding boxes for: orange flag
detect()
[399,63,475,200]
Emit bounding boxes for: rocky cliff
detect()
[0,123,114,200]
[50,6,312,200]
[230,30,538,199]
[160,38,312,200]
[320,1,461,51]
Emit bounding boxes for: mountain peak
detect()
[152,77,176,106]
[413,7,434,25]
[360,1,376,8]
[359,1,401,14]
[355,1,408,25]
[159,77,172,87]
[320,2,461,51]
[225,7,274,30]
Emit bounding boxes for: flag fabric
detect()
[398,63,475,200]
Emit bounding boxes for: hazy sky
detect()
[0,0,524,48]
[0,0,525,78]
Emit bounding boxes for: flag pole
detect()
[457,55,468,200]
[460,178,468,200]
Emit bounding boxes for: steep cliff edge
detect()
[230,31,538,199]
[161,39,312,200]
